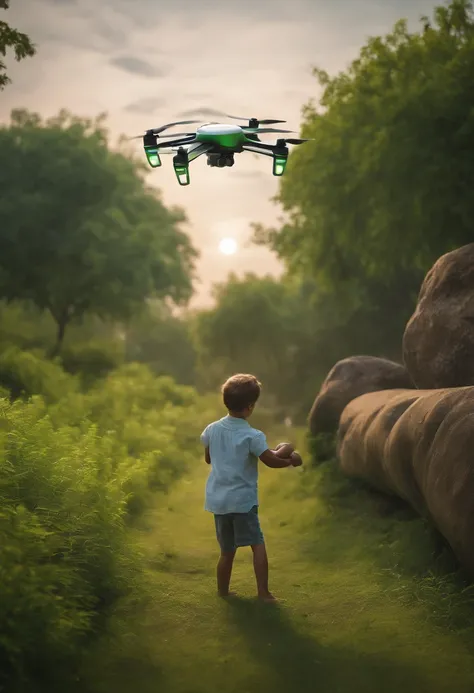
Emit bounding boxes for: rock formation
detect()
[308,355,414,436]
[403,244,474,388]
[338,386,474,578]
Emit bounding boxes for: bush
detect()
[49,364,217,517]
[0,346,77,402]
[0,356,221,690]
[60,339,125,386]
[0,396,137,690]
[0,301,55,353]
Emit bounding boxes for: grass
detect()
[82,426,474,693]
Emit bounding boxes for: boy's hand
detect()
[274,442,294,458]
[290,451,303,467]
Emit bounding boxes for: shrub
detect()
[0,357,221,689]
[0,301,55,353]
[48,364,219,518]
[0,396,137,690]
[60,339,125,386]
[0,346,77,402]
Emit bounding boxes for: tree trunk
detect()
[50,314,69,358]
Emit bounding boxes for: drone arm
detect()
[242,140,289,177]
[186,141,213,161]
[241,143,276,158]
[155,135,196,150]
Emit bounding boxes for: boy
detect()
[200,373,303,603]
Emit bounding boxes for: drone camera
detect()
[207,153,235,168]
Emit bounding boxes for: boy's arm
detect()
[201,425,211,464]
[250,431,300,468]
[259,449,294,468]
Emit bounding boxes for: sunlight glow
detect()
[218,237,238,255]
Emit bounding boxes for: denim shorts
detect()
[214,505,264,553]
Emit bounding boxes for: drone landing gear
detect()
[172,142,213,186]
[273,155,287,176]
[144,132,162,168]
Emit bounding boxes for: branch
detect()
[0,4,36,89]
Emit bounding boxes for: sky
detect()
[2,0,439,306]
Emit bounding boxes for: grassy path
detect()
[92,440,474,693]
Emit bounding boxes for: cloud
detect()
[177,107,228,119]
[110,55,165,78]
[124,97,166,114]
[53,0,437,34]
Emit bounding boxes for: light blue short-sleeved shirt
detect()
[201,415,268,514]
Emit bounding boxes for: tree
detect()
[124,301,197,386]
[0,109,197,354]
[254,0,474,301]
[0,1,36,89]
[192,273,324,421]
[192,271,420,423]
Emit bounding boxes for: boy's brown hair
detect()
[222,373,261,412]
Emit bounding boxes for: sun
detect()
[218,237,238,255]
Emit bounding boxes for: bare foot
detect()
[218,591,237,598]
[258,592,277,603]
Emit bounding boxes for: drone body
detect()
[132,114,311,185]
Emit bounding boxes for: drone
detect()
[129,113,311,186]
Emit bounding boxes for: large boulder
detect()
[403,244,474,388]
[338,386,474,578]
[308,355,414,436]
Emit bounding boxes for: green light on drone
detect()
[145,147,162,168]
[174,164,190,186]
[273,156,287,176]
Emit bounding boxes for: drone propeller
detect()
[183,108,286,126]
[151,119,201,134]
[128,120,201,140]
[284,138,313,144]
[228,115,287,125]
[128,131,196,141]
[244,127,295,134]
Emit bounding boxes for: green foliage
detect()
[0,1,36,90]
[262,0,474,289]
[252,0,474,374]
[191,271,412,423]
[0,300,57,352]
[124,301,197,385]
[60,339,125,386]
[193,273,313,420]
[48,363,217,517]
[0,346,77,402]
[0,109,197,353]
[0,396,135,689]
[0,350,220,690]
[194,273,289,388]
